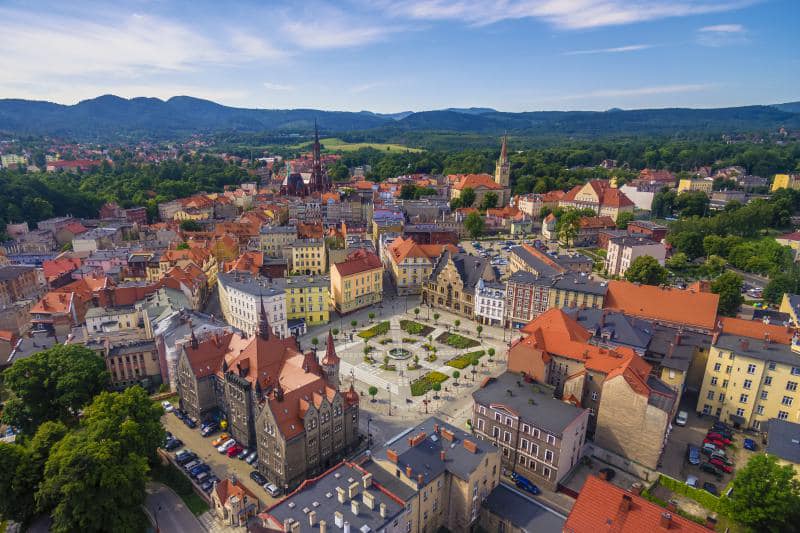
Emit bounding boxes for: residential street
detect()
[144,482,204,533]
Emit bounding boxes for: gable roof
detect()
[429,250,494,290]
[604,281,719,331]
[332,250,382,277]
[451,173,503,191]
[563,180,634,208]
[718,317,793,345]
[387,236,457,265]
[564,476,709,533]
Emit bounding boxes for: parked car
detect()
[190,464,211,477]
[743,438,758,451]
[176,453,197,466]
[182,460,200,472]
[212,434,230,447]
[173,409,185,421]
[710,452,733,466]
[703,437,728,448]
[161,400,174,413]
[675,411,688,426]
[710,425,733,438]
[227,444,244,457]
[686,445,701,465]
[200,423,218,437]
[217,439,236,453]
[700,462,723,479]
[703,482,719,495]
[700,443,719,456]
[712,421,731,433]
[599,467,616,481]
[709,457,733,473]
[201,475,220,493]
[510,472,540,495]
[235,448,249,460]
[265,483,281,497]
[183,416,198,429]
[175,448,193,460]
[686,475,699,488]
[246,452,258,465]
[706,432,732,445]
[164,438,183,451]
[250,471,268,486]
[195,471,211,484]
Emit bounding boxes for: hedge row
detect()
[358,321,390,339]
[658,474,721,513]
[410,371,449,396]
[445,350,486,369]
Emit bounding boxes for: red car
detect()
[227,444,244,457]
[709,457,733,473]
[706,433,732,445]
[704,437,728,448]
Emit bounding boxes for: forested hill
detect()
[0,95,798,141]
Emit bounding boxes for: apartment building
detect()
[605,236,667,277]
[384,236,458,295]
[472,373,589,490]
[677,178,713,194]
[697,317,799,429]
[422,250,497,319]
[259,225,297,258]
[474,278,506,326]
[509,243,592,277]
[282,275,330,327]
[0,265,42,308]
[217,271,288,338]
[330,250,383,314]
[290,239,327,275]
[559,180,635,222]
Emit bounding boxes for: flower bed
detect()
[401,337,418,344]
[446,350,485,369]
[436,332,480,349]
[410,371,449,396]
[358,321,390,339]
[378,338,393,345]
[400,320,434,337]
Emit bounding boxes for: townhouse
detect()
[384,236,458,296]
[330,250,383,314]
[605,236,667,277]
[422,250,498,320]
[290,239,327,275]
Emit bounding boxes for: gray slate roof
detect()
[472,373,586,436]
[482,483,566,532]
[766,418,800,464]
[569,308,653,351]
[430,250,495,290]
[715,334,799,367]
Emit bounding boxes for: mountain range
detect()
[0,94,798,142]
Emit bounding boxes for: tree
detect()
[350,320,357,328]
[368,386,378,402]
[703,255,727,277]
[476,325,483,338]
[454,319,461,330]
[480,192,498,210]
[433,312,440,324]
[1,345,109,434]
[624,256,669,286]
[452,371,460,386]
[460,187,476,208]
[615,211,634,229]
[668,231,705,259]
[488,348,496,363]
[311,337,319,349]
[179,219,201,232]
[464,211,484,239]
[764,270,800,305]
[651,188,677,218]
[470,357,480,380]
[722,454,800,532]
[432,383,442,399]
[675,191,710,217]
[414,307,420,318]
[711,271,744,316]
[665,252,689,270]
[332,328,339,338]
[556,208,583,245]
[368,312,375,322]
[327,161,349,182]
[37,431,149,533]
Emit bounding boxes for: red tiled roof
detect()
[31,292,74,315]
[213,477,258,505]
[43,257,82,281]
[185,332,234,378]
[718,317,793,345]
[604,281,719,330]
[387,236,458,264]
[579,216,616,229]
[333,250,382,277]
[564,476,709,532]
[451,173,503,191]
[562,180,634,208]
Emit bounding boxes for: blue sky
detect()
[0,0,797,112]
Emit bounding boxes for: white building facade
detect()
[475,278,506,327]
[217,272,288,338]
[605,236,667,277]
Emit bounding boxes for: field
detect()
[294,137,423,153]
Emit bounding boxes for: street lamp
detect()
[367,416,373,448]
[386,383,392,416]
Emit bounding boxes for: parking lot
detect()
[162,410,280,508]
[460,238,532,278]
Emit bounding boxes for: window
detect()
[543,467,551,478]
[765,376,773,386]
[591,392,598,401]
[518,455,526,466]
[702,404,712,415]
[788,382,798,392]
[531,443,539,456]
[544,450,554,463]
[479,406,486,415]
[743,379,752,390]
[494,412,501,422]
[761,391,769,400]
[793,367,800,376]
[778,411,789,420]
[718,393,725,401]
[505,416,513,427]
[707,391,715,400]
[739,394,748,403]
[492,427,499,438]
[736,408,745,417]
[520,438,529,452]
[503,431,511,443]
[710,377,718,386]
[782,396,794,406]
[533,428,540,439]
[546,434,556,445]
[722,379,729,388]
[726,365,732,374]
[756,405,765,415]
[747,364,757,374]
[477,419,485,431]
[768,362,777,371]
[713,363,721,372]
[521,423,530,433]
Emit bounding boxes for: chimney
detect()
[343,522,351,533]
[417,473,424,486]
[405,465,413,478]
[674,331,682,346]
[660,512,672,529]
[308,511,317,526]
[705,516,717,530]
[379,502,387,518]
[362,473,372,489]
[351,499,360,516]
[387,449,399,463]
[440,450,446,462]
[619,494,632,513]
[463,439,478,453]
[667,500,678,512]
[319,520,327,533]
[283,518,294,531]
[740,339,749,351]
[336,486,347,503]
[630,483,643,495]
[362,491,375,510]
[348,481,360,499]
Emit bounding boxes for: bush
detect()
[436,332,480,349]
[400,320,433,336]
[446,350,485,369]
[425,354,438,362]
[378,338,393,345]
[358,321,390,339]
[658,475,721,513]
[410,371,449,396]
[421,343,435,351]
[401,337,417,344]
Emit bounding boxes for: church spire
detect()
[500,133,508,160]
[190,328,199,350]
[258,295,270,340]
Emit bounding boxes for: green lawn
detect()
[292,137,423,153]
[151,463,210,516]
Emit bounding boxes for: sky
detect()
[0,0,797,113]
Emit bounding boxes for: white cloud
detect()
[278,3,399,50]
[379,0,756,29]
[564,44,653,55]
[350,82,386,94]
[263,82,294,91]
[697,23,748,46]
[557,83,715,100]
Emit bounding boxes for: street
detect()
[144,482,204,533]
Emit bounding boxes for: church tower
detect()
[494,134,510,187]
[310,120,326,193]
[321,330,340,388]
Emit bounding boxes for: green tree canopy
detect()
[179,219,202,232]
[624,256,669,286]
[615,211,634,229]
[711,271,744,316]
[722,454,800,532]
[480,191,498,210]
[459,187,476,208]
[1,345,109,434]
[464,211,485,239]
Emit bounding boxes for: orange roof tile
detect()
[31,292,74,315]
[451,173,503,191]
[565,476,708,532]
[333,250,382,277]
[718,317,793,345]
[579,216,616,229]
[563,180,634,208]
[42,257,82,281]
[213,478,258,505]
[604,280,719,330]
[387,236,458,264]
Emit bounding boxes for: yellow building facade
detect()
[677,178,713,194]
[771,173,800,192]
[283,276,330,326]
[330,252,383,314]
[290,239,327,275]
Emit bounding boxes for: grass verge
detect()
[151,463,210,516]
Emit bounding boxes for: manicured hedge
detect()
[358,321,390,339]
[658,474,721,513]
[445,350,486,369]
[400,320,434,336]
[436,332,480,349]
[410,371,449,396]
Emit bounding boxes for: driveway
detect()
[145,482,204,533]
